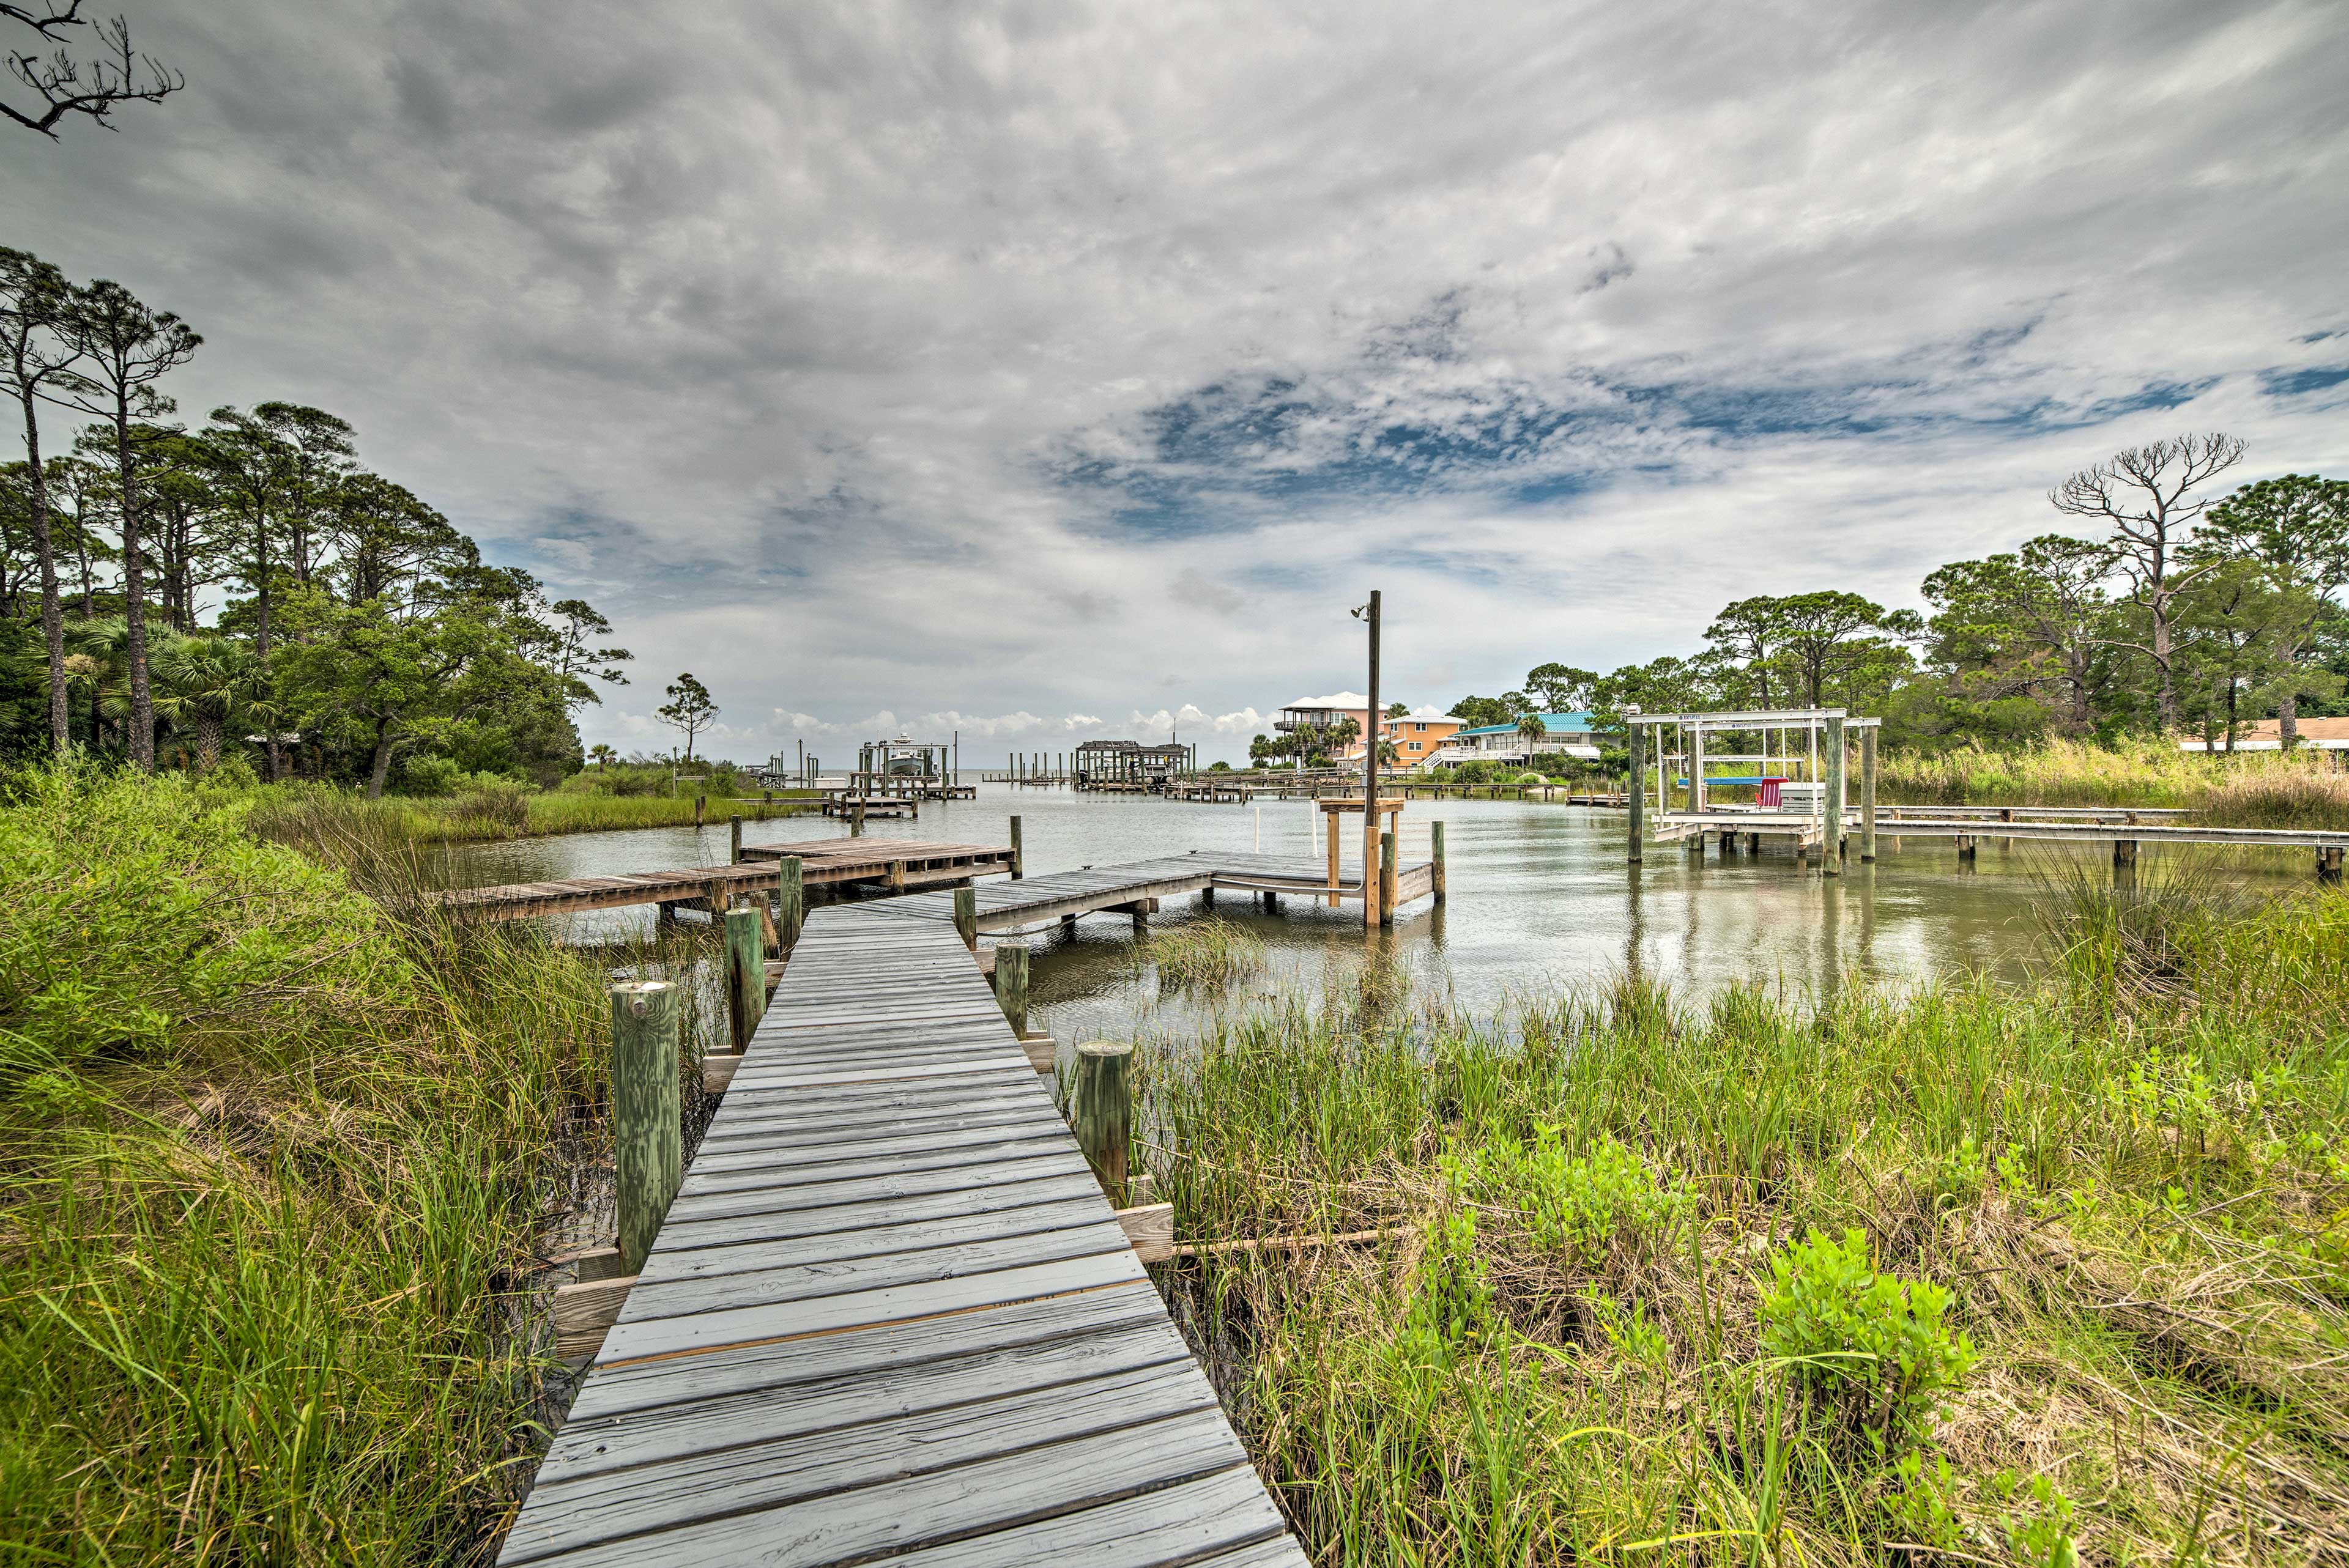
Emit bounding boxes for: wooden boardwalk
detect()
[434,840,1016,924]
[1658,812,2349,853]
[498,906,1308,1568]
[856,849,1433,935]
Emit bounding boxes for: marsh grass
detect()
[1138,876,2349,1565]
[1128,917,1269,991]
[1881,738,2349,829]
[243,780,819,853]
[0,766,727,1562]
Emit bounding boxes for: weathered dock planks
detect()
[499,907,1308,1568]
[853,849,1430,934]
[431,840,1016,924]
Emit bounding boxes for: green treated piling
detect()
[611,980,681,1274]
[776,855,804,952]
[724,906,763,1051]
[1822,715,1846,876]
[1431,819,1447,903]
[1074,1040,1132,1207]
[993,941,1029,1038]
[954,886,977,949]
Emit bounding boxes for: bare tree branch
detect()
[4,9,180,139]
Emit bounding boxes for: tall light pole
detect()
[1353,590,1381,928]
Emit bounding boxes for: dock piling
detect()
[1628,725,1645,863]
[1325,810,1341,906]
[1821,716,1845,876]
[1009,815,1023,879]
[1432,820,1447,903]
[1074,1041,1133,1207]
[1860,728,1877,862]
[776,856,804,950]
[992,942,1030,1038]
[729,815,743,864]
[1380,829,1398,925]
[610,980,681,1275]
[954,887,978,950]
[724,906,763,1051]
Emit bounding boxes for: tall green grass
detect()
[1138,877,2349,1565]
[1880,736,2349,824]
[0,765,724,1562]
[246,782,819,848]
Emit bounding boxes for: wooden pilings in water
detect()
[1074,1041,1132,1207]
[610,980,681,1275]
[1628,724,1646,864]
[1009,815,1023,879]
[1821,715,1846,876]
[1432,820,1447,903]
[992,941,1029,1039]
[1859,728,1878,862]
[1379,829,1398,926]
[724,905,765,1052]
[775,855,804,950]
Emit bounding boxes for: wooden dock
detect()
[432,840,1017,924]
[858,849,1435,935]
[1659,812,2349,867]
[497,905,1310,1567]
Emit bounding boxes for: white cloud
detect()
[9,1,2347,762]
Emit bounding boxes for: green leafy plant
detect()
[1399,1207,1493,1370]
[1460,1127,1693,1263]
[1759,1226,1976,1452]
[1991,1470,2080,1568]
[1883,1449,1965,1548]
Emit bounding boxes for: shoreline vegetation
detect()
[5,761,2345,1563]
[246,775,824,848]
[1141,867,2349,1565]
[0,767,725,1561]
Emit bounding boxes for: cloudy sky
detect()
[10,0,2347,763]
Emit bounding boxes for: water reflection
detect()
[440,785,2316,1048]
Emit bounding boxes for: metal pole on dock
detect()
[1009,815,1023,879]
[993,942,1029,1038]
[1628,724,1645,864]
[1859,727,1878,862]
[1074,1041,1132,1207]
[1821,716,1845,876]
[611,980,681,1275]
[724,905,763,1051]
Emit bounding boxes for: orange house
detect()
[1335,712,1464,768]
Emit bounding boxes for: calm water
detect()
[444,785,2313,1046]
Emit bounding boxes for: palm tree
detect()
[64,614,128,752]
[1516,711,1548,759]
[149,632,263,771]
[589,743,618,767]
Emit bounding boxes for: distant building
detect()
[1422,712,1604,766]
[2179,717,2349,752]
[1335,712,1465,769]
[1274,692,1371,738]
